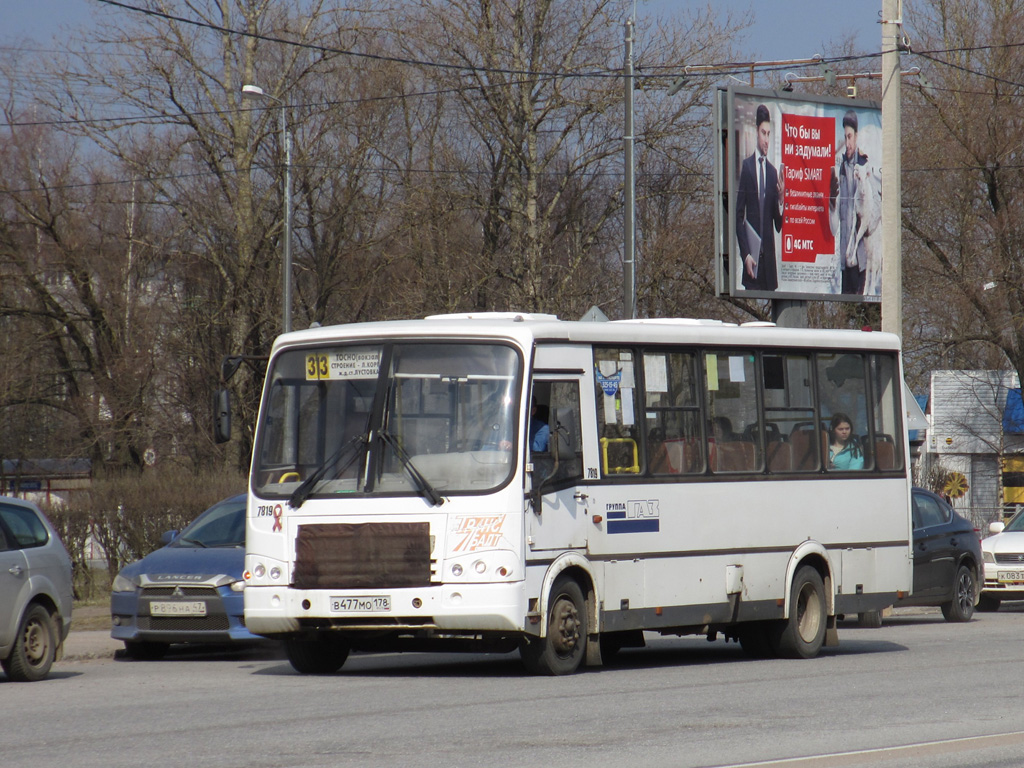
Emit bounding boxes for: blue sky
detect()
[4,0,881,62]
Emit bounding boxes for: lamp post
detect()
[242,84,293,334]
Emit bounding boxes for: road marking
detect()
[708,730,1024,766]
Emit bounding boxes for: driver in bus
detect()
[529,398,550,452]
[496,397,549,452]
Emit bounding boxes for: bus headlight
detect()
[445,550,517,582]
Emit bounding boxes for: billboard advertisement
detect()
[715,85,883,303]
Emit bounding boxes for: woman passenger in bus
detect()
[828,412,864,470]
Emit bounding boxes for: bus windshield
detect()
[253,342,521,500]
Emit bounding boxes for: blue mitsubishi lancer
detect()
[111,494,265,659]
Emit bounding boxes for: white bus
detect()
[242,313,912,675]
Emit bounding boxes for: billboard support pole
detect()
[772,300,808,328]
[881,0,903,336]
[623,18,636,320]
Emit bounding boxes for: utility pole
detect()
[623,18,636,320]
[242,84,294,334]
[881,0,903,336]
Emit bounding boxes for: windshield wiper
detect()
[378,429,443,507]
[178,536,208,548]
[289,433,367,509]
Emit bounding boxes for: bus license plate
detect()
[330,596,391,613]
[151,601,207,616]
[997,571,1024,583]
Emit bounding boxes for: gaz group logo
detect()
[605,499,660,534]
[451,515,506,552]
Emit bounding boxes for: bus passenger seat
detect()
[660,440,683,473]
[874,439,895,470]
[714,441,755,472]
[650,441,675,474]
[790,425,819,471]
[766,441,793,472]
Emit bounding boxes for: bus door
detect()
[526,360,589,553]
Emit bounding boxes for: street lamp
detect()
[242,83,293,334]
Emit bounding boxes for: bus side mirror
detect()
[213,389,232,444]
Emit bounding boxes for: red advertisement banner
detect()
[780,113,834,263]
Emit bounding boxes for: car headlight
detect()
[983,551,996,564]
[111,573,137,592]
[230,580,245,592]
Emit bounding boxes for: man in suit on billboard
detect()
[736,103,784,291]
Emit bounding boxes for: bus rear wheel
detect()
[520,576,587,675]
[285,634,350,674]
[771,566,827,659]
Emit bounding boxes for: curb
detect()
[60,631,122,662]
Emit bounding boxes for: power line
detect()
[914,50,1024,91]
[94,0,620,81]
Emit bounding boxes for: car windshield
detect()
[1003,511,1024,533]
[174,499,245,548]
[253,342,521,500]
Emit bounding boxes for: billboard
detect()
[714,85,883,303]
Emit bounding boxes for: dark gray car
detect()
[900,486,982,621]
[856,487,982,627]
[0,496,73,681]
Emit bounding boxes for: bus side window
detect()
[704,350,763,474]
[532,381,583,484]
[549,382,583,482]
[868,354,904,471]
[643,350,704,475]
[594,348,640,476]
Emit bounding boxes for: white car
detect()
[979,509,1024,611]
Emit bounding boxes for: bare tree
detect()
[0,111,167,471]
[901,0,1024,389]
[33,0,355,470]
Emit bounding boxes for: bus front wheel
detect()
[285,634,350,674]
[771,566,827,659]
[520,576,587,675]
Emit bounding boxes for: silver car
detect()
[0,496,73,681]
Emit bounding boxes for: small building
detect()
[1,458,92,507]
[922,370,1024,526]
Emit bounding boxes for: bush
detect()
[47,467,246,599]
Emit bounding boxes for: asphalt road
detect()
[3,606,1024,768]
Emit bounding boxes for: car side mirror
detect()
[989,521,1005,535]
[161,530,178,545]
[213,389,232,444]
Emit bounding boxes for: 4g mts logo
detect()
[784,233,815,254]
